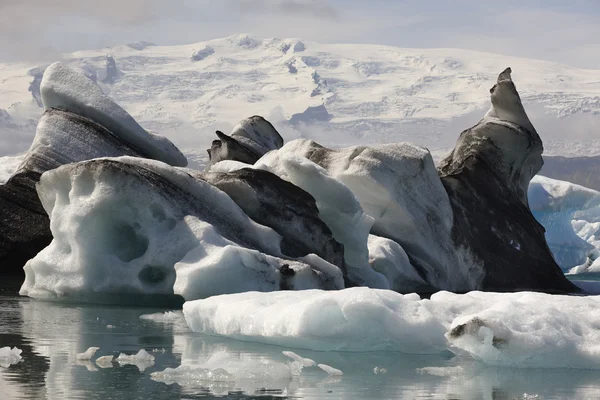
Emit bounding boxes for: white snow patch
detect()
[0,347,22,368]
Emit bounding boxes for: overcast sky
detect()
[1,0,599,68]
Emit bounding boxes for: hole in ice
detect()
[150,203,166,222]
[138,265,170,285]
[107,222,148,262]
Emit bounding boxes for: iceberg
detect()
[183,288,600,369]
[0,63,186,275]
[439,68,577,293]
[528,175,600,271]
[20,156,340,301]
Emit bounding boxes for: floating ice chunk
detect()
[373,366,387,375]
[0,347,22,368]
[76,347,99,361]
[106,325,115,329]
[183,288,447,353]
[40,62,187,167]
[317,363,343,376]
[183,288,600,369]
[282,351,316,367]
[416,366,464,377]
[151,350,294,392]
[116,349,155,372]
[139,311,183,323]
[95,355,114,369]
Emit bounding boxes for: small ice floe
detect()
[317,363,343,376]
[140,311,183,323]
[95,355,114,369]
[106,325,115,329]
[282,351,316,367]
[0,347,22,368]
[373,366,387,375]
[116,349,155,372]
[416,366,465,377]
[76,347,100,361]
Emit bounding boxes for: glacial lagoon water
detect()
[2,281,600,400]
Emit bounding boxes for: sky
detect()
[1,0,600,68]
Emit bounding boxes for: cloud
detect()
[230,0,338,18]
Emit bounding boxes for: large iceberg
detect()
[0,63,186,275]
[438,68,577,293]
[183,288,600,369]
[252,138,476,292]
[20,157,341,301]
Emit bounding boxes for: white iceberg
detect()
[183,288,600,369]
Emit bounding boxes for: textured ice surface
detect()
[40,62,186,167]
[258,139,474,292]
[20,156,338,302]
[254,151,387,288]
[529,175,600,269]
[183,288,600,369]
[0,347,22,368]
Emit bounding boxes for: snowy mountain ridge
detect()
[1,33,600,164]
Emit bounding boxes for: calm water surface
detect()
[1,283,600,400]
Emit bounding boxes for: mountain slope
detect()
[1,34,600,166]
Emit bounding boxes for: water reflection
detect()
[1,294,600,399]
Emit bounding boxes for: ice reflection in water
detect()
[1,293,600,399]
